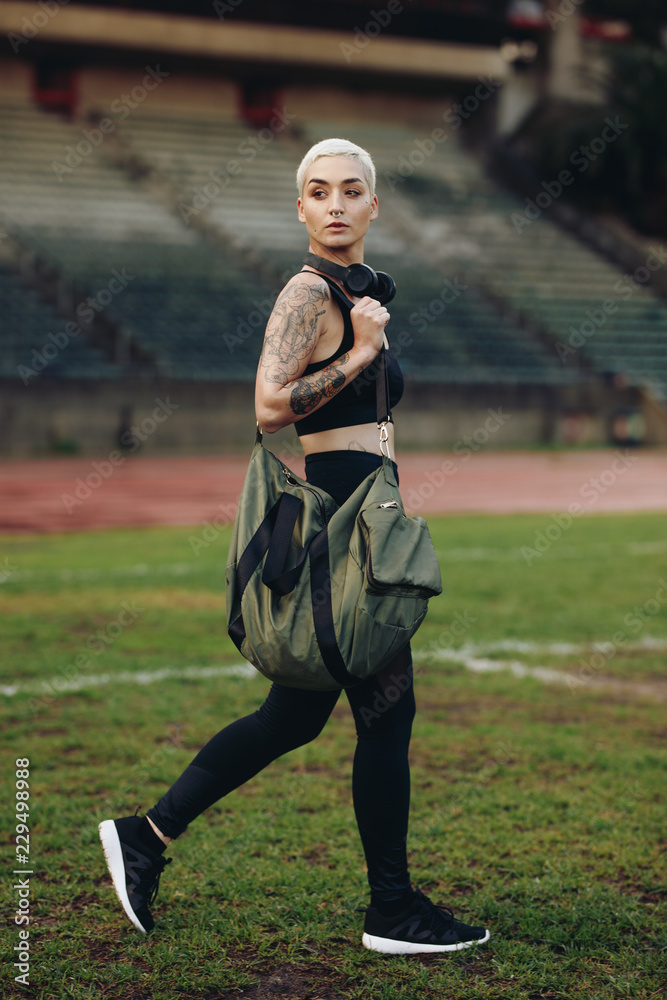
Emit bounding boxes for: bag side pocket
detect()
[360,505,442,598]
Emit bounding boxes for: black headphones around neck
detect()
[302,253,396,305]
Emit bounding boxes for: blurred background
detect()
[0,0,666,457]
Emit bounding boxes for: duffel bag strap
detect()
[228,494,283,650]
[376,345,390,425]
[261,493,308,596]
[376,346,391,457]
[309,529,359,689]
[262,496,358,686]
[231,490,358,689]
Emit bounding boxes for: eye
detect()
[346,189,361,196]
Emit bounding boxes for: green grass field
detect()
[2,513,666,1000]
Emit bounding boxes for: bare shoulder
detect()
[259,272,332,385]
[275,270,332,308]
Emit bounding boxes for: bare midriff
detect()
[299,420,395,460]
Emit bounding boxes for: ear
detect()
[297,197,306,224]
[369,194,379,221]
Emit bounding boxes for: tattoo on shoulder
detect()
[290,353,349,416]
[260,281,330,385]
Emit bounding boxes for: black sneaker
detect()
[98,816,172,933]
[362,888,490,954]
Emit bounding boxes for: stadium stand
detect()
[117,109,306,252]
[333,121,667,398]
[2,100,665,397]
[115,110,582,384]
[0,101,279,380]
[0,260,120,381]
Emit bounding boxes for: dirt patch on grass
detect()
[566,674,667,702]
[211,963,342,999]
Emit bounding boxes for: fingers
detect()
[352,296,390,325]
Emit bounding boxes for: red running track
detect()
[0,448,665,534]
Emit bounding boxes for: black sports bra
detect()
[295,275,404,437]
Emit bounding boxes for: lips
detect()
[327,222,347,229]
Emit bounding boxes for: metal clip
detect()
[378,421,389,458]
[379,500,398,509]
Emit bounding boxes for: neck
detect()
[301,252,357,301]
[309,240,364,267]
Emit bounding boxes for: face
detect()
[297,155,378,258]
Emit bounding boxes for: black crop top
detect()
[295,275,404,437]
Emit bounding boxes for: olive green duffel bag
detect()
[226,352,442,691]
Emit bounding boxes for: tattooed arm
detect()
[255,272,386,432]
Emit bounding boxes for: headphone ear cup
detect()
[375,272,396,305]
[344,263,376,297]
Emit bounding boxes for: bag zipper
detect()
[282,468,329,525]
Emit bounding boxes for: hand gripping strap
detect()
[292,277,391,428]
[298,274,391,428]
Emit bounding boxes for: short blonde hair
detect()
[296,138,376,199]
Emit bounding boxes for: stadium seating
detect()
[0,102,278,380]
[116,111,580,383]
[0,261,120,380]
[322,122,667,395]
[1,101,664,393]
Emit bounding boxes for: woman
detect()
[99,138,489,955]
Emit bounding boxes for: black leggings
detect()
[147,450,415,903]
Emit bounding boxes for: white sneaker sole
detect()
[98,820,148,934]
[362,927,490,954]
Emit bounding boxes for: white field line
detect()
[0,663,256,697]
[421,637,667,656]
[415,647,583,685]
[1,562,200,583]
[413,637,667,695]
[3,639,666,699]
